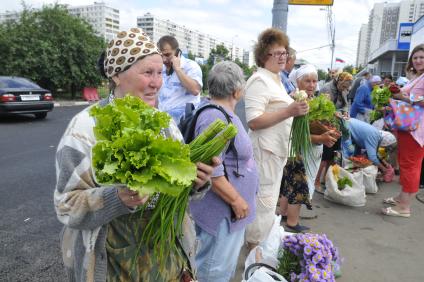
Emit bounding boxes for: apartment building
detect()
[67,2,120,41]
[0,2,120,41]
[356,24,368,68]
[137,12,244,61]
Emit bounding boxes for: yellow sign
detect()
[289,0,334,5]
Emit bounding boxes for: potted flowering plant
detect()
[277,233,341,282]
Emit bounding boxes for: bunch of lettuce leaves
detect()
[90,95,197,196]
[308,94,337,122]
[370,86,391,122]
[371,86,391,108]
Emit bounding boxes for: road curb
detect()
[54,101,91,107]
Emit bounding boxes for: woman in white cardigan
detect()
[244,28,308,248]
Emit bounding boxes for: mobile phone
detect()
[167,48,182,76]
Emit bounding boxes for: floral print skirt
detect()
[280,158,312,210]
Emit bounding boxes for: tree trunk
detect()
[71,83,76,100]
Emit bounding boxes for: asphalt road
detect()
[0,106,87,282]
[2,105,424,282]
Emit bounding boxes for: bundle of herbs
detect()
[90,95,237,272]
[289,89,311,159]
[141,119,237,267]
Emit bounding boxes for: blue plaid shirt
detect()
[281,70,296,94]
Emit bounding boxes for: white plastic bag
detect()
[372,118,385,130]
[243,266,288,282]
[362,165,378,194]
[260,215,285,263]
[324,166,366,207]
[243,215,288,282]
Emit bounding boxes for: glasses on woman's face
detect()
[267,51,289,59]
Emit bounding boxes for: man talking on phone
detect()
[157,35,203,123]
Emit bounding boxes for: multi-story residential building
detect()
[243,50,255,67]
[67,2,120,41]
[137,12,244,61]
[356,24,368,68]
[399,0,424,23]
[0,2,120,41]
[360,0,424,78]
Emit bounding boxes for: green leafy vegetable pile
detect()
[337,177,352,190]
[308,94,337,122]
[370,86,392,122]
[90,95,197,196]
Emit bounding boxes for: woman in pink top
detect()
[382,44,424,218]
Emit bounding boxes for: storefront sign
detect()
[398,22,413,50]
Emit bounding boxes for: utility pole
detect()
[272,0,289,33]
[326,6,336,70]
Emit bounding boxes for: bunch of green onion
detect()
[289,89,311,159]
[137,119,238,272]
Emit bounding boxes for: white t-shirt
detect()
[158,56,203,122]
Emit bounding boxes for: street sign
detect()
[397,22,413,50]
[289,0,334,5]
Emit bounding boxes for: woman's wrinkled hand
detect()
[320,131,338,147]
[118,187,149,208]
[288,101,309,117]
[392,92,407,101]
[231,195,249,220]
[193,157,221,190]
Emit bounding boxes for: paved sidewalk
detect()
[233,178,424,282]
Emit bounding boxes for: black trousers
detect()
[421,159,424,188]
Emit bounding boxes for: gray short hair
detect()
[207,61,246,99]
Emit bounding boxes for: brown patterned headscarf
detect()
[104,28,160,78]
[336,72,353,82]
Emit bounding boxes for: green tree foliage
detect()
[0,4,106,98]
[200,64,210,91]
[187,51,195,60]
[317,69,327,81]
[343,64,354,74]
[207,44,230,65]
[234,58,254,79]
[199,44,256,92]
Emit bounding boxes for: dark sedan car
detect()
[0,76,54,119]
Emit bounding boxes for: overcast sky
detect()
[2,0,401,69]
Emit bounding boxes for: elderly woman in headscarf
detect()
[320,71,353,113]
[279,65,339,232]
[314,72,353,192]
[53,28,218,282]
